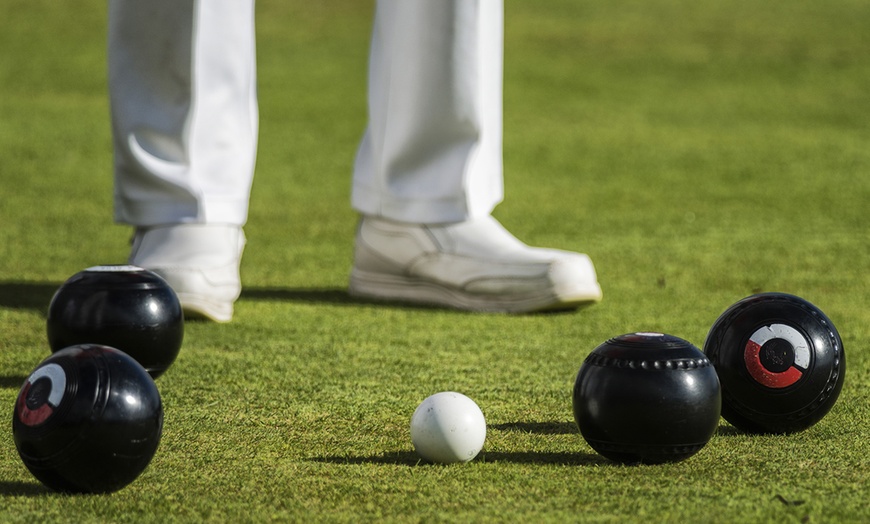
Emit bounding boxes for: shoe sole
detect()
[175,292,234,323]
[349,268,602,313]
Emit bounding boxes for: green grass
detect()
[1,0,869,521]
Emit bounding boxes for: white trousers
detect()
[109,0,504,227]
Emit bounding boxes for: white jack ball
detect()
[410,392,486,464]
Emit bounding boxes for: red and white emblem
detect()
[16,363,67,426]
[744,323,811,388]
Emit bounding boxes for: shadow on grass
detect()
[489,421,578,435]
[0,282,360,313]
[0,282,421,314]
[714,423,794,437]
[312,449,607,466]
[241,287,356,305]
[0,375,27,389]
[0,481,49,497]
[478,450,606,465]
[311,451,422,466]
[240,287,588,315]
[0,282,59,315]
[0,282,587,315]
[240,287,463,312]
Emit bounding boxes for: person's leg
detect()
[110,0,257,226]
[109,0,257,321]
[349,0,602,312]
[351,0,503,223]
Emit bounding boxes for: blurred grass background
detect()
[1,0,868,522]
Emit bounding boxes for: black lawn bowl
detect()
[573,332,721,464]
[47,265,183,379]
[13,344,163,493]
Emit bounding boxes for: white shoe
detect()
[128,224,245,322]
[349,216,603,313]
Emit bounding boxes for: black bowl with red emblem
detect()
[703,292,845,434]
[12,344,163,493]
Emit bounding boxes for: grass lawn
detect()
[1,0,868,522]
